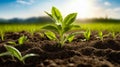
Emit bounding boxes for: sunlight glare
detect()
[69,0,95,19]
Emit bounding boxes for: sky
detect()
[0,0,120,19]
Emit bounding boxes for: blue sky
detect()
[0,0,120,19]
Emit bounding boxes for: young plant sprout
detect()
[7,35,27,46]
[83,29,91,41]
[0,31,5,41]
[66,33,76,43]
[0,45,39,64]
[7,41,17,46]
[97,31,109,41]
[99,31,103,40]
[111,32,117,39]
[42,6,80,47]
[18,35,27,45]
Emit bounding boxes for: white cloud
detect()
[114,8,120,12]
[104,1,111,6]
[105,8,120,14]
[105,7,120,19]
[17,0,36,5]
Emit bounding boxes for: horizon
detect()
[0,0,120,19]
[1,16,120,20]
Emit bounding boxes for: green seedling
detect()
[98,31,103,41]
[66,33,75,43]
[83,29,91,41]
[7,41,17,46]
[65,32,84,43]
[97,31,109,41]
[0,45,39,64]
[42,6,80,47]
[111,32,117,39]
[7,35,27,46]
[0,31,5,41]
[18,35,27,45]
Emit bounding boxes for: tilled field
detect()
[0,31,120,67]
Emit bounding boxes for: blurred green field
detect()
[0,24,43,33]
[79,22,120,32]
[0,22,120,33]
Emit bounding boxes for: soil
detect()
[0,31,120,67]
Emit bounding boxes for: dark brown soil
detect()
[0,31,120,67]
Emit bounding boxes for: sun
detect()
[68,0,95,19]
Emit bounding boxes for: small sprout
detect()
[111,32,117,39]
[0,31,5,41]
[3,45,39,64]
[83,29,91,41]
[98,31,103,41]
[97,31,109,41]
[7,41,17,46]
[66,34,75,43]
[18,35,27,45]
[66,32,83,43]
[42,6,80,47]
[7,35,27,46]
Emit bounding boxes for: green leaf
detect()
[0,31,5,41]
[52,6,63,23]
[22,54,39,61]
[84,29,91,41]
[4,45,39,64]
[42,24,59,33]
[44,11,53,19]
[0,52,10,57]
[99,31,103,38]
[18,35,27,45]
[65,31,83,43]
[66,34,75,43]
[63,26,71,33]
[4,45,22,61]
[7,41,17,46]
[63,13,77,25]
[63,25,80,34]
[45,31,57,40]
[98,31,103,41]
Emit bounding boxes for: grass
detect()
[0,23,44,33]
[0,22,120,33]
[79,22,120,32]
